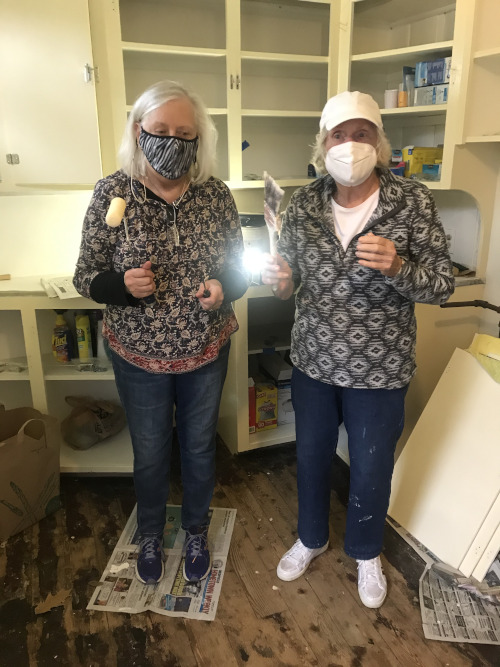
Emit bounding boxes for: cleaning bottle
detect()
[52,310,73,363]
[75,312,91,361]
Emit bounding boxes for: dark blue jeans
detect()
[110,342,230,537]
[292,366,408,560]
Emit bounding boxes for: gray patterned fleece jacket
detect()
[277,168,455,389]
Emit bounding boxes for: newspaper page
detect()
[420,563,500,644]
[87,505,236,621]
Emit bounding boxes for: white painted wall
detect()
[0,191,92,278]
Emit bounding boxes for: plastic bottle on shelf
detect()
[52,310,73,363]
[397,83,408,108]
[75,312,91,360]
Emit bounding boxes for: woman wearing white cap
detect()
[261,90,454,608]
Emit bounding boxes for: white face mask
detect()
[325,141,377,187]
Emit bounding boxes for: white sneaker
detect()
[277,538,328,581]
[356,556,387,608]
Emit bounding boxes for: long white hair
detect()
[118,80,217,184]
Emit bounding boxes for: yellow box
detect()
[402,146,443,177]
[255,382,278,431]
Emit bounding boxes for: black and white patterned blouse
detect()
[73,170,247,372]
[277,169,455,389]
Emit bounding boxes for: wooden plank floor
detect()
[1,438,498,667]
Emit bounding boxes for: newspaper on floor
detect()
[388,516,500,645]
[87,505,236,620]
[420,562,500,644]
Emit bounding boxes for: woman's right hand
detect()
[261,253,294,299]
[124,260,155,298]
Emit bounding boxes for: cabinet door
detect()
[0,0,102,187]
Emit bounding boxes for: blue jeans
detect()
[292,366,408,560]
[110,342,230,537]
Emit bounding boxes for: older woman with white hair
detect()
[262,91,454,608]
[74,80,247,586]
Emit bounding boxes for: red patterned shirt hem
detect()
[104,316,237,374]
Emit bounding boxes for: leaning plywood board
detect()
[388,348,500,581]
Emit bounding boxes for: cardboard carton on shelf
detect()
[402,146,443,178]
[277,381,295,426]
[255,382,278,431]
[413,84,448,107]
[248,377,256,434]
[415,56,451,87]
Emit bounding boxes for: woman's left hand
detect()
[356,231,403,277]
[196,279,224,310]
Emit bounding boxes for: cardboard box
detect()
[255,382,278,431]
[422,163,441,179]
[248,378,256,434]
[415,57,451,87]
[402,146,444,177]
[277,381,295,426]
[414,84,448,106]
[258,352,293,383]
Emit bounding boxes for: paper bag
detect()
[0,405,61,541]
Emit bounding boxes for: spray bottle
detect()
[52,310,73,363]
[75,312,92,361]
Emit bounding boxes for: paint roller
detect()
[105,197,128,240]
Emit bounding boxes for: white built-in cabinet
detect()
[338,0,455,189]
[0,0,102,190]
[1,0,500,466]
[91,0,337,188]
[0,279,133,473]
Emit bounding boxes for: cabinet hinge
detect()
[6,153,20,165]
[83,63,100,84]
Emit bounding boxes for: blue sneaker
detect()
[183,526,211,582]
[136,536,165,584]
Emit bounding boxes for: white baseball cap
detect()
[320,91,383,131]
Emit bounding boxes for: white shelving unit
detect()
[90,0,338,189]
[2,0,500,468]
[338,0,457,187]
[0,278,133,474]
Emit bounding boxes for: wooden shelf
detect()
[473,47,500,61]
[241,109,320,118]
[466,135,500,143]
[125,106,228,116]
[351,41,453,64]
[60,430,133,474]
[381,105,447,117]
[121,41,226,57]
[241,51,328,64]
[227,178,315,190]
[42,354,114,381]
[246,422,296,452]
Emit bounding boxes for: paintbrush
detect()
[263,171,284,255]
